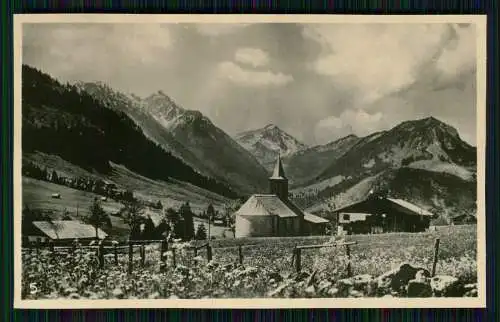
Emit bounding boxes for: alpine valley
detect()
[21,65,477,228]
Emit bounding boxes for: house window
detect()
[343,214,350,221]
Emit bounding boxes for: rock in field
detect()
[464,283,478,297]
[376,263,430,294]
[407,279,432,297]
[430,275,464,297]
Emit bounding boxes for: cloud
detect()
[302,23,476,105]
[216,61,293,87]
[22,22,477,147]
[314,109,384,144]
[23,24,175,82]
[435,24,476,79]
[194,23,251,36]
[234,47,270,67]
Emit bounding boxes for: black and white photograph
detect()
[14,14,486,308]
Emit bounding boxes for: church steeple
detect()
[269,152,288,200]
[270,152,287,180]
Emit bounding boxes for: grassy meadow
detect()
[21,224,477,299]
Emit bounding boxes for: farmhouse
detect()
[333,195,436,235]
[235,155,329,238]
[24,220,108,246]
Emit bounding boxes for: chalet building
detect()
[23,220,108,246]
[333,195,436,235]
[235,154,329,238]
[451,212,477,225]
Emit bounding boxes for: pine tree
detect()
[51,170,59,184]
[195,223,207,240]
[86,198,109,240]
[180,202,195,240]
[165,207,183,239]
[121,200,144,240]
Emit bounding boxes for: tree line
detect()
[22,196,244,243]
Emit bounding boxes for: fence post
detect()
[238,245,243,265]
[345,243,352,277]
[432,238,440,277]
[140,244,145,267]
[36,240,40,256]
[98,241,105,269]
[160,240,166,262]
[172,248,177,267]
[207,244,213,262]
[128,241,133,274]
[49,240,55,253]
[194,247,198,257]
[114,244,118,265]
[295,247,301,274]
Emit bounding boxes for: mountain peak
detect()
[395,116,460,140]
[235,124,308,168]
[264,123,278,130]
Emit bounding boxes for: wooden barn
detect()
[451,212,477,225]
[333,195,435,235]
[235,154,329,238]
[23,220,108,246]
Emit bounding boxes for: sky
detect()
[22,22,478,146]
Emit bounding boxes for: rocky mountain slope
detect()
[22,65,238,200]
[74,83,269,196]
[290,117,477,223]
[283,134,361,186]
[235,124,308,171]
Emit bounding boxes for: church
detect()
[234,154,329,238]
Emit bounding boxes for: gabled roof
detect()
[270,153,287,180]
[236,194,297,218]
[32,220,108,240]
[386,198,434,217]
[304,212,329,224]
[331,196,434,217]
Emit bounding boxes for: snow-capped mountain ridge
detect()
[75,81,269,195]
[235,124,308,170]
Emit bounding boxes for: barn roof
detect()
[386,198,434,217]
[235,194,297,218]
[331,196,434,217]
[32,220,108,240]
[304,212,329,224]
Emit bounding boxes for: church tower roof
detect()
[270,152,287,180]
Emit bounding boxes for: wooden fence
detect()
[22,238,441,277]
[292,241,357,276]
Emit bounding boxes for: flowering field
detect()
[21,225,477,299]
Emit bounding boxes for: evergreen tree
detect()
[142,217,156,240]
[121,200,144,240]
[165,207,183,239]
[206,203,215,222]
[51,170,59,184]
[195,223,207,240]
[180,202,195,240]
[86,198,109,240]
